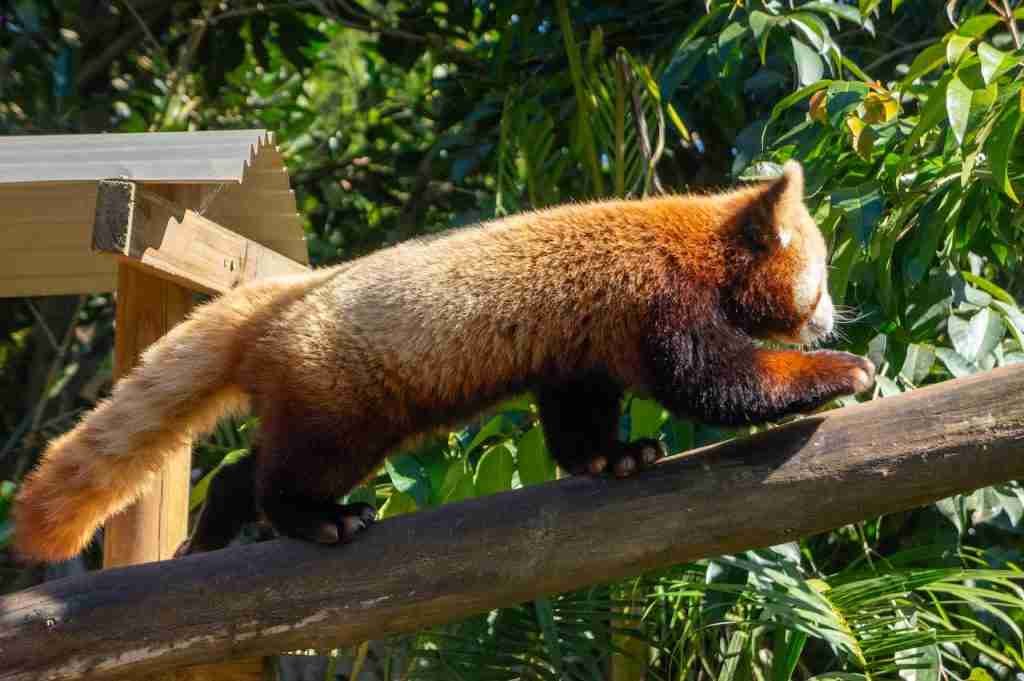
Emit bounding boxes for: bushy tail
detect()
[13,271,331,562]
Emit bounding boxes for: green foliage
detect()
[4,0,1024,677]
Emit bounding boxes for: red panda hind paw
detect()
[309,503,377,545]
[608,439,668,479]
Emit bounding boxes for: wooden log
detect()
[3,365,1024,681]
[92,180,307,296]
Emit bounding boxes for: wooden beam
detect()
[4,365,1024,681]
[92,179,307,295]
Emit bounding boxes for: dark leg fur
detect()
[254,405,381,545]
[175,454,260,557]
[537,373,666,478]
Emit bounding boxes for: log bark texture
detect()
[3,365,1024,681]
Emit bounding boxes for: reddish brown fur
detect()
[13,161,874,562]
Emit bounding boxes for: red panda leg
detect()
[649,326,875,426]
[252,403,383,546]
[537,373,666,478]
[175,453,260,556]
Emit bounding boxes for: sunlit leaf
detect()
[946,74,972,145]
[985,103,1023,203]
[791,37,824,86]
[517,425,556,486]
[474,443,516,496]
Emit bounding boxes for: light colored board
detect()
[93,180,308,295]
[0,273,118,298]
[0,131,308,297]
[201,189,297,216]
[0,130,271,184]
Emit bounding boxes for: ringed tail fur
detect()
[12,270,336,563]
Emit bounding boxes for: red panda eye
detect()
[743,220,770,250]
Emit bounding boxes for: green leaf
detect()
[771,630,807,681]
[464,413,510,454]
[896,642,941,681]
[978,43,1017,84]
[750,11,781,63]
[533,598,566,678]
[900,343,936,385]
[903,74,952,156]
[949,308,1004,362]
[188,449,249,512]
[902,42,945,86]
[962,272,1015,304]
[802,1,864,25]
[474,443,516,496]
[876,374,903,396]
[992,300,1024,349]
[946,35,973,66]
[826,81,870,127]
[985,103,1024,203]
[438,460,475,503]
[829,221,858,303]
[830,182,884,246]
[517,425,556,486]
[903,188,958,285]
[660,37,710,101]
[957,14,1003,38]
[769,80,832,123]
[629,397,667,440]
[378,490,418,519]
[791,37,824,86]
[935,347,975,377]
[946,74,973,146]
[385,455,432,507]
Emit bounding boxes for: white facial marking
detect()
[778,229,793,248]
[793,260,824,311]
[800,292,834,345]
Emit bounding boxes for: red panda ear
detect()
[743,161,804,249]
[779,160,805,199]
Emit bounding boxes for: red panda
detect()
[13,160,874,562]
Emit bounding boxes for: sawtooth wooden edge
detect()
[92,179,307,294]
[3,365,1024,681]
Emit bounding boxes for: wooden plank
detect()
[201,189,297,217]
[92,180,307,295]
[4,365,1024,681]
[0,272,117,297]
[0,182,97,223]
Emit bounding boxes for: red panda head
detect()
[724,161,833,346]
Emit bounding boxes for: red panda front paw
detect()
[583,439,668,478]
[811,350,876,395]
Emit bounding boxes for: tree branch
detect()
[4,366,1024,680]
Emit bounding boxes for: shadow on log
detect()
[3,365,1024,681]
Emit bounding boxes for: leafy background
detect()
[3,0,1024,678]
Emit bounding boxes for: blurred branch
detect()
[11,296,85,480]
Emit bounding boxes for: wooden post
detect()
[102,264,193,566]
[100,186,275,681]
